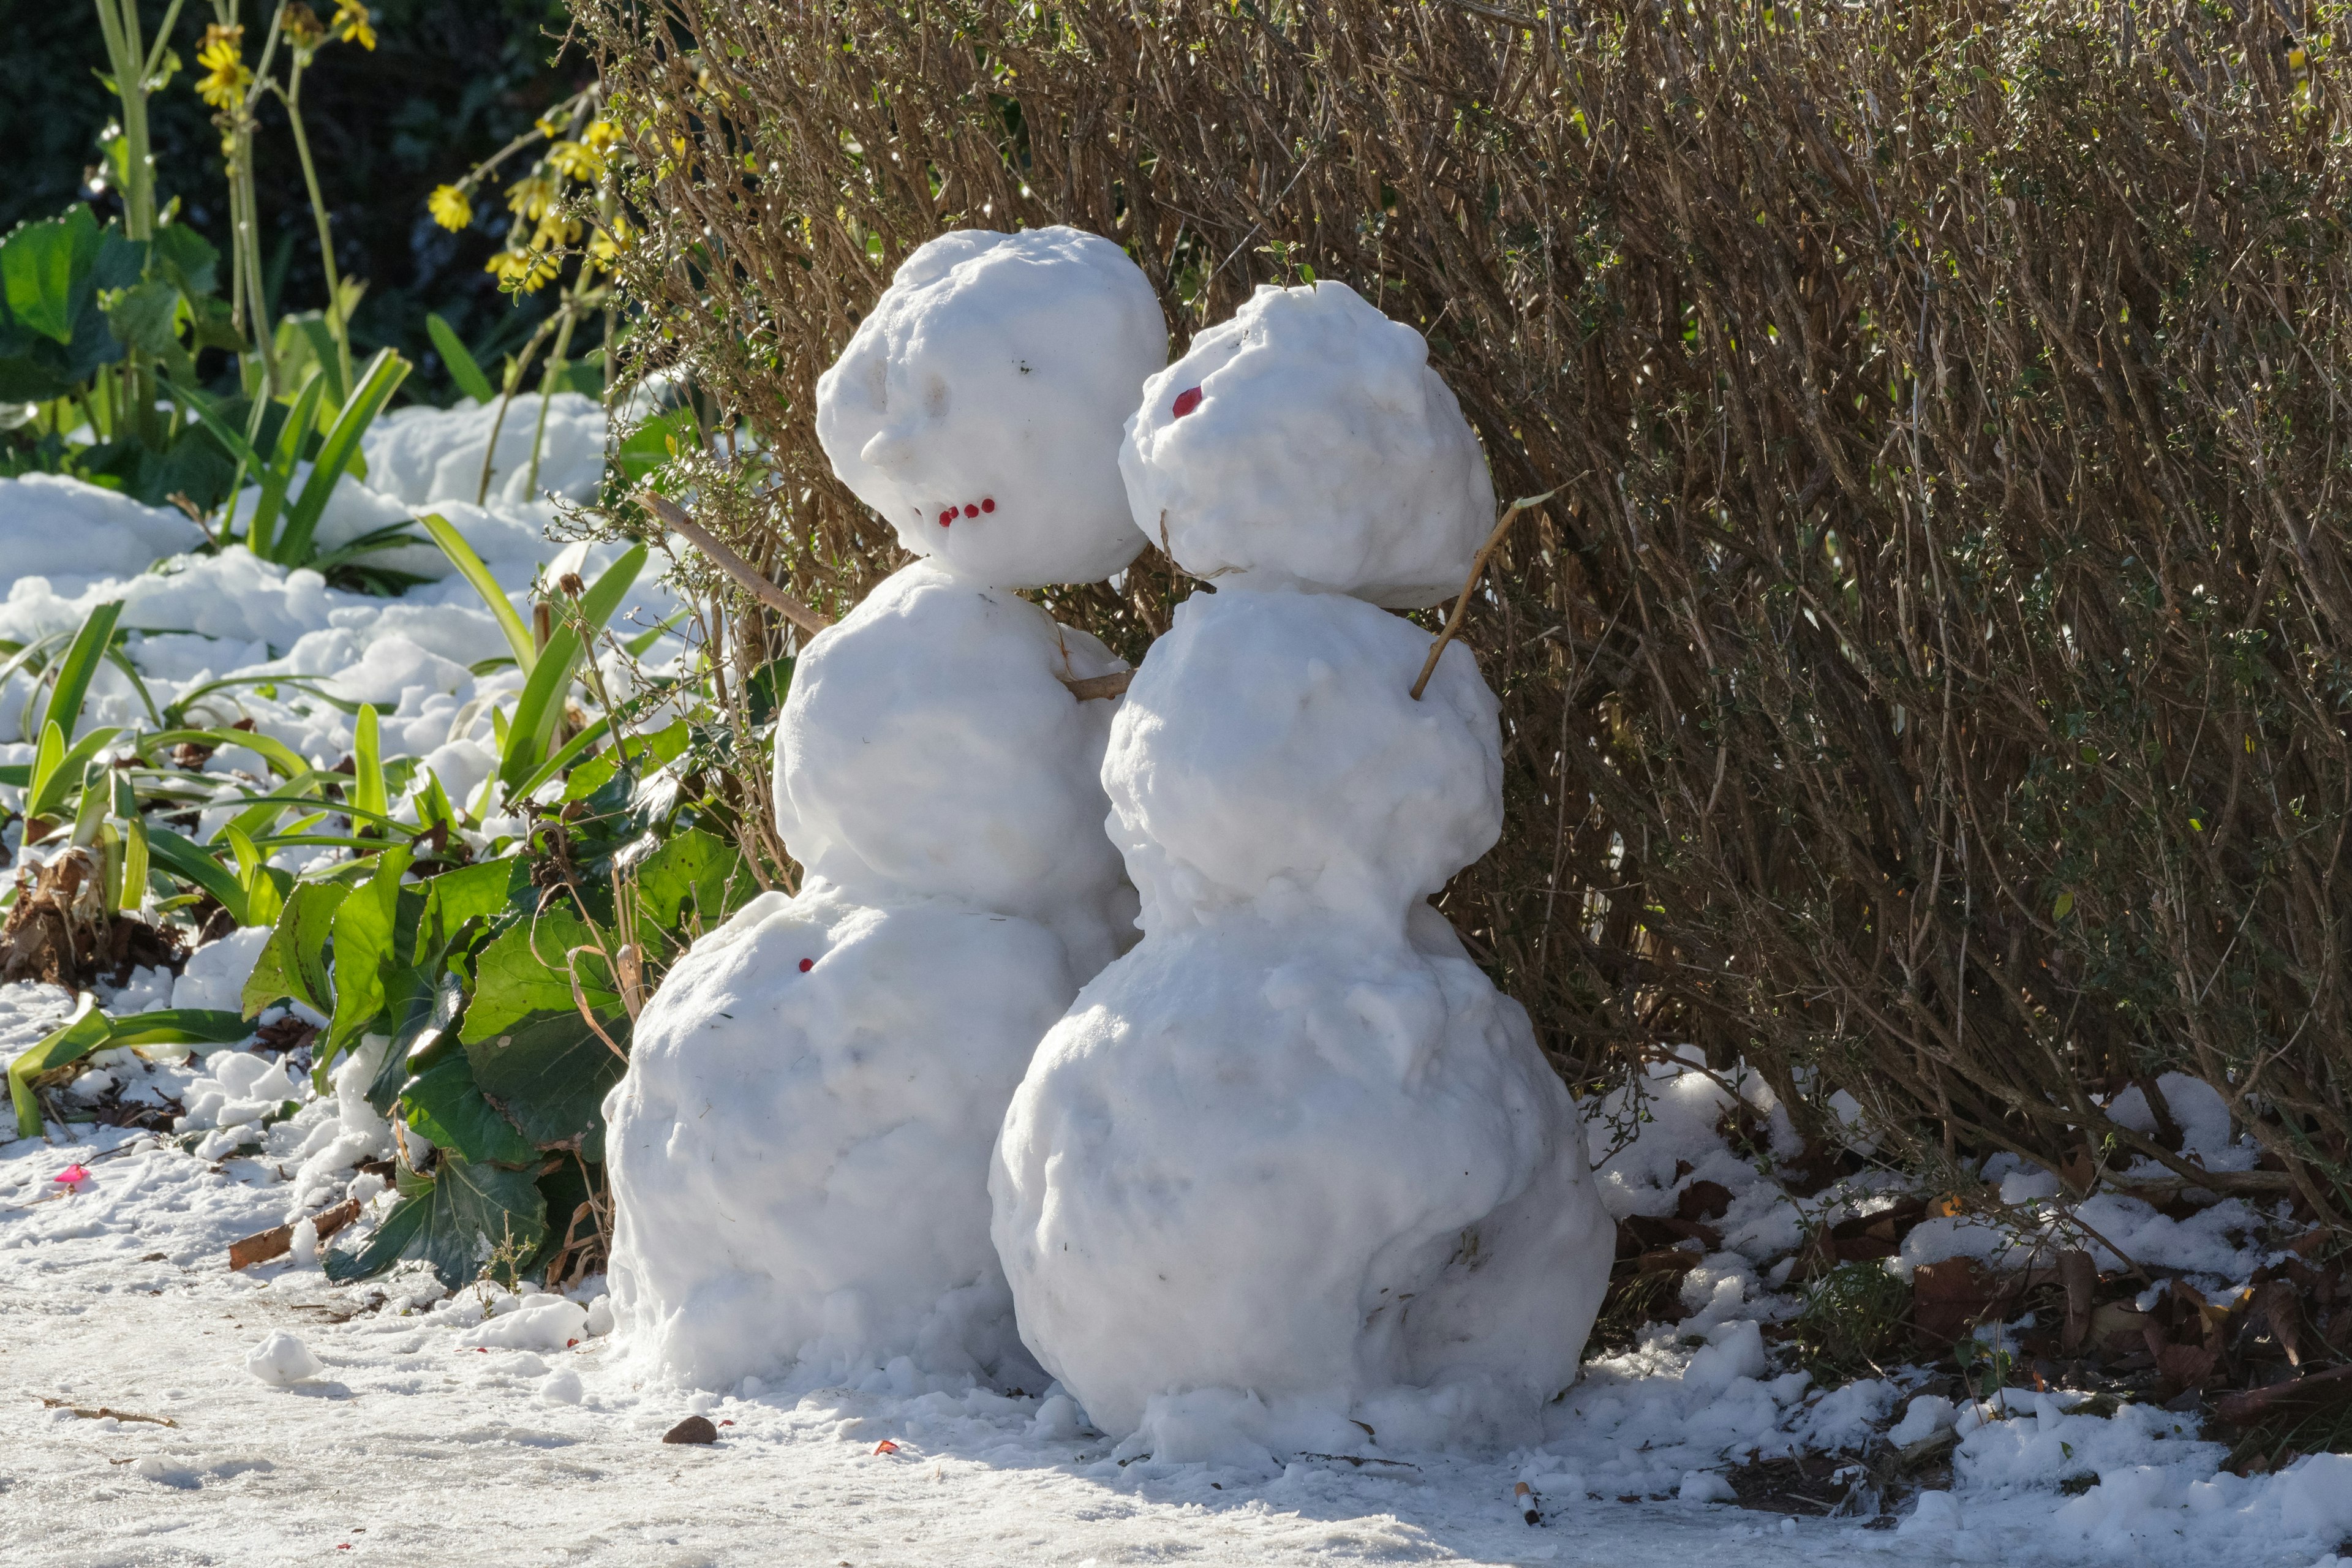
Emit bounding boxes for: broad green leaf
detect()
[151,222,221,298]
[462,1008,629,1150]
[105,279,182,356]
[322,1153,546,1290]
[8,993,111,1138]
[0,208,97,344]
[241,879,352,1019]
[279,349,410,565]
[417,859,530,956]
[634,826,758,949]
[417,513,535,671]
[462,907,616,1044]
[402,1055,538,1166]
[102,1009,251,1048]
[426,313,496,404]
[325,846,412,1054]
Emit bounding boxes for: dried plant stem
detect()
[1412,489,1556,701]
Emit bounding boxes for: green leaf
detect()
[417,512,535,671]
[502,717,611,806]
[151,222,221,299]
[8,993,112,1139]
[402,1055,539,1166]
[26,725,124,823]
[0,208,98,345]
[241,879,352,1019]
[101,1009,252,1048]
[2052,891,2075,921]
[634,826,758,951]
[322,1153,546,1290]
[105,279,182,356]
[426,313,496,404]
[463,1008,629,1150]
[462,907,616,1044]
[249,370,328,559]
[143,824,251,922]
[279,349,410,566]
[614,405,698,484]
[417,859,530,954]
[325,846,413,1055]
[32,600,123,742]
[499,545,646,794]
[353,705,388,821]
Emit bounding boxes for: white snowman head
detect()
[816,227,1167,588]
[1119,280,1496,608]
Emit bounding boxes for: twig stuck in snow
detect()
[636,490,834,636]
[1411,488,1558,701]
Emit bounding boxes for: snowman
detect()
[989,280,1614,1459]
[601,227,1167,1391]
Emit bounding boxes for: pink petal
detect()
[55,1164,90,1184]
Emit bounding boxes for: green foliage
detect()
[1792,1262,1915,1379]
[323,1153,547,1291]
[9,996,248,1139]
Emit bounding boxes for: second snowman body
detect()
[992,281,1613,1454]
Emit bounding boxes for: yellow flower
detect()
[546,140,606,182]
[532,212,583,249]
[587,218,635,263]
[488,247,560,293]
[582,119,620,154]
[195,24,251,110]
[427,183,473,231]
[506,173,559,222]
[331,0,375,51]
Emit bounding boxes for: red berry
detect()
[1172,386,1204,418]
[963,503,979,518]
[799,958,813,973]
[980,497,995,513]
[938,510,954,527]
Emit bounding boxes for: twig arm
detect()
[1411,488,1558,700]
[636,491,834,636]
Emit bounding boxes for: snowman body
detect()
[991,282,1612,1452]
[604,228,1164,1390]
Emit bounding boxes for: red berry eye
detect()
[938,510,954,527]
[963,503,979,518]
[980,497,995,513]
[798,958,814,973]
[1172,386,1204,418]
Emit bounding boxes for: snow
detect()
[997,280,1608,1456]
[363,391,608,511]
[244,1329,326,1385]
[0,472,206,594]
[816,225,1166,587]
[171,925,274,1013]
[1120,279,1496,607]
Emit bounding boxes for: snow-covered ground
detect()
[6,401,2352,1567]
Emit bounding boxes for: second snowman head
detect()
[1120,280,1496,608]
[816,226,1167,589]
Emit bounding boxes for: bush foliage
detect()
[576,0,2352,1227]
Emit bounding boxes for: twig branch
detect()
[1411,488,1559,700]
[636,491,834,636]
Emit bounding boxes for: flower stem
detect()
[281,58,354,396]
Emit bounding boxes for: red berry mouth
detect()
[1171,386,1204,418]
[937,498,996,527]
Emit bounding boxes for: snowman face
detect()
[816,227,1167,589]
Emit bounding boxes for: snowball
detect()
[771,560,1134,973]
[169,926,274,1015]
[1888,1392,1958,1447]
[816,226,1166,587]
[583,1296,614,1337]
[540,1368,586,1405]
[603,884,1072,1390]
[1678,1471,1736,1504]
[461,1294,589,1352]
[1898,1490,1964,1536]
[1120,280,1494,606]
[0,475,205,598]
[244,1329,323,1386]
[992,907,1611,1441]
[1103,588,1498,927]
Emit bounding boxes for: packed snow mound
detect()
[992,908,1611,1445]
[1120,280,1495,607]
[1105,588,1499,929]
[170,927,273,1014]
[771,559,1134,973]
[603,884,1066,1391]
[363,393,607,510]
[0,474,206,595]
[816,225,1166,587]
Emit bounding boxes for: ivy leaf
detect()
[402,1055,538,1167]
[633,826,758,956]
[462,907,615,1045]
[323,1153,546,1291]
[464,1008,629,1152]
[241,880,351,1019]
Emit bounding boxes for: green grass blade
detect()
[353,705,388,820]
[427,314,496,404]
[252,371,329,560]
[144,824,250,923]
[27,726,123,823]
[502,717,609,805]
[281,349,410,567]
[101,647,163,728]
[9,994,113,1139]
[498,545,644,794]
[32,600,123,742]
[160,375,263,472]
[417,512,535,671]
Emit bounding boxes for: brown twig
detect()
[227,1197,364,1270]
[565,945,630,1062]
[41,1398,176,1427]
[636,490,834,636]
[1411,489,1558,701]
